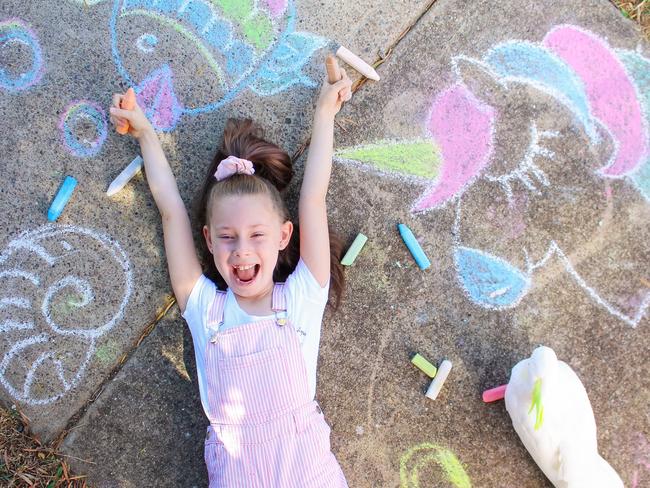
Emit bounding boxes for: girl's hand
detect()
[109,92,154,140]
[315,68,352,118]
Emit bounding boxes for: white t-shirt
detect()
[182,258,329,418]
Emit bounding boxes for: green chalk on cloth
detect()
[341,233,368,266]
[411,353,437,378]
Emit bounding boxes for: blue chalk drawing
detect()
[0,18,44,92]
[454,246,531,309]
[617,50,650,201]
[136,32,158,52]
[250,31,327,96]
[59,101,108,158]
[484,41,597,143]
[109,0,327,130]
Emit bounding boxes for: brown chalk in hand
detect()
[326,54,342,84]
[116,87,136,135]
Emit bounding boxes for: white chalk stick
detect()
[107,155,143,196]
[425,359,452,401]
[336,46,380,81]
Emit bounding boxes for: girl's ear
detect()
[279,220,293,250]
[202,225,213,254]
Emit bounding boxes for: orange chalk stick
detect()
[326,54,341,84]
[116,87,136,135]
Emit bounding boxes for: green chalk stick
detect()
[341,233,368,266]
[411,353,437,378]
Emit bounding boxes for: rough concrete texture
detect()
[1,0,649,487]
[62,306,209,487]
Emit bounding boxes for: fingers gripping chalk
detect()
[411,353,437,378]
[482,384,507,403]
[116,87,136,135]
[48,176,77,222]
[341,233,368,266]
[398,223,431,270]
[107,155,144,196]
[326,54,342,83]
[336,45,380,81]
[425,359,452,401]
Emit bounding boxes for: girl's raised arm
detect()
[110,95,202,312]
[299,72,352,287]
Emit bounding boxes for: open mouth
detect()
[233,264,260,284]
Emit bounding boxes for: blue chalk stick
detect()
[48,176,77,222]
[398,223,431,270]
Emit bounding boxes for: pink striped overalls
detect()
[204,283,349,487]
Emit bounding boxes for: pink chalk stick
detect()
[482,384,507,403]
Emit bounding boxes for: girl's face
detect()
[203,193,293,300]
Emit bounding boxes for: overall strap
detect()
[272,283,288,326]
[208,290,227,330]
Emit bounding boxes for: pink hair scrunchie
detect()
[214,156,255,181]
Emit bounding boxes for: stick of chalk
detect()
[48,176,77,222]
[482,384,507,403]
[336,46,380,81]
[341,233,368,266]
[411,353,437,378]
[398,223,431,270]
[107,155,144,196]
[425,359,452,401]
[116,87,136,135]
[326,54,342,83]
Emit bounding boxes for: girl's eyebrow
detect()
[215,223,270,230]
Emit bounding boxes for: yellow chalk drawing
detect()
[400,443,472,488]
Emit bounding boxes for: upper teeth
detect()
[235,264,255,270]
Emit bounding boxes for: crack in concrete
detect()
[56,295,176,449]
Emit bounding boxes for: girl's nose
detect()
[234,243,251,256]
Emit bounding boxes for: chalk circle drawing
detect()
[336,25,650,327]
[59,101,108,158]
[0,18,44,92]
[102,0,326,131]
[400,443,472,488]
[136,32,158,52]
[0,225,132,405]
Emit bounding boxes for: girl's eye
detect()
[218,235,233,240]
[252,233,264,238]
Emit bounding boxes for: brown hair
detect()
[195,118,345,309]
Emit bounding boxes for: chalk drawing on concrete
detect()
[0,18,44,92]
[107,0,326,131]
[451,198,649,326]
[631,433,650,488]
[484,123,558,204]
[0,225,132,405]
[400,443,472,488]
[336,25,650,327]
[335,139,441,182]
[59,101,108,158]
[136,32,158,52]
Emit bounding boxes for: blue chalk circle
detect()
[60,101,108,158]
[0,19,44,92]
[48,176,78,222]
[454,246,530,309]
[485,41,597,143]
[136,33,158,53]
[398,223,431,270]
